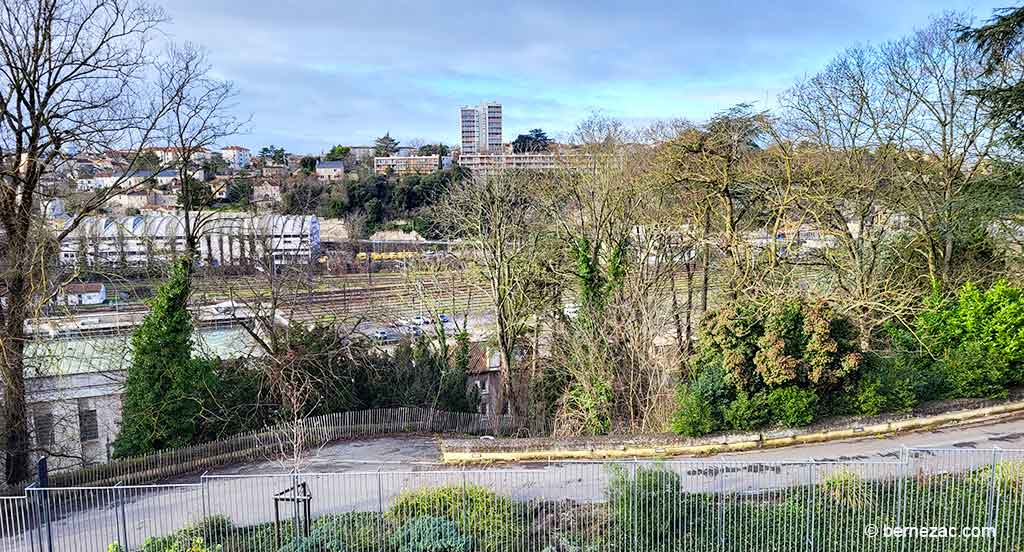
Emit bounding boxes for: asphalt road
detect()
[8,416,1024,552]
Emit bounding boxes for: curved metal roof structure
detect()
[67,214,317,240]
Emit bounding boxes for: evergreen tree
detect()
[437,332,478,412]
[374,132,400,157]
[113,261,214,457]
[960,7,1024,148]
[512,128,551,153]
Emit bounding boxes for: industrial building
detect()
[59,214,321,269]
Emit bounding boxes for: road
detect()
[6,414,1024,552]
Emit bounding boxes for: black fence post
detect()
[116,482,128,549]
[36,458,53,552]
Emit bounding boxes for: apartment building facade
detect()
[220,146,251,169]
[458,152,563,175]
[374,154,440,176]
[460,102,502,155]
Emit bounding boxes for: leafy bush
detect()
[279,524,348,552]
[723,390,770,430]
[673,297,862,436]
[138,517,230,552]
[905,280,1024,398]
[766,386,818,427]
[938,342,1010,399]
[390,516,471,552]
[311,512,393,552]
[138,536,222,552]
[671,363,727,437]
[606,465,684,549]
[851,357,920,416]
[389,485,523,552]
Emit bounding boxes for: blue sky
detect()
[161,0,1009,154]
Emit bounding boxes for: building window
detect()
[79,408,99,442]
[33,413,54,447]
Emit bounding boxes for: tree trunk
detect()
[670,269,683,355]
[684,259,695,357]
[1,271,31,484]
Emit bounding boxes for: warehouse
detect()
[59,214,321,268]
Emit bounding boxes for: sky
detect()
[160,0,1009,154]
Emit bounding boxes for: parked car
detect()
[411,314,433,325]
[371,329,395,342]
[438,313,451,324]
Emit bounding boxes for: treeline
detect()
[281,168,463,237]
[196,328,479,443]
[440,12,1024,438]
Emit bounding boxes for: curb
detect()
[440,399,1024,464]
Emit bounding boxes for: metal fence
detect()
[17,407,521,493]
[2,447,1023,551]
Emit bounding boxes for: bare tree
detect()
[158,42,246,269]
[0,0,184,483]
[881,13,1005,286]
[780,46,918,347]
[438,170,550,418]
[539,117,684,434]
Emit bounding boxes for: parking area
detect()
[203,435,446,476]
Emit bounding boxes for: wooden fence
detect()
[11,407,520,492]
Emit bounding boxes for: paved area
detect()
[205,435,444,475]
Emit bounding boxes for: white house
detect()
[57,283,107,306]
[144,146,212,164]
[315,160,345,181]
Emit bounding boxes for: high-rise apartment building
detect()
[460,102,502,154]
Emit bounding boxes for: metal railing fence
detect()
[2,447,1023,551]
[7,407,520,494]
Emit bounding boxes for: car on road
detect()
[411,314,433,325]
[370,329,396,342]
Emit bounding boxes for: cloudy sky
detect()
[160,0,1007,154]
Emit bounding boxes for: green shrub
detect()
[674,297,864,436]
[723,390,770,430]
[311,513,393,552]
[939,342,1010,399]
[606,465,683,549]
[139,536,222,552]
[279,524,348,552]
[852,358,919,416]
[907,280,1024,399]
[390,516,471,552]
[766,386,818,427]
[822,468,871,509]
[389,485,523,552]
[671,364,727,437]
